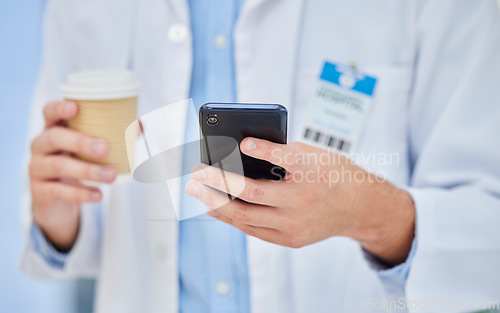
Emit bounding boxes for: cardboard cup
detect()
[61,69,139,175]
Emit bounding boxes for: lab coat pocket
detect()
[292,65,413,183]
[358,65,413,182]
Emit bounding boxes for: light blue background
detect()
[0,1,78,312]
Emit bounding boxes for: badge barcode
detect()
[303,127,351,152]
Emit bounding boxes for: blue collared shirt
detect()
[178,1,250,313]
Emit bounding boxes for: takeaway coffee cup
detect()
[61,69,139,176]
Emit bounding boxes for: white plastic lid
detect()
[61,69,140,100]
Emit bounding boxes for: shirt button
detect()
[215,281,231,295]
[155,243,167,260]
[213,34,228,49]
[168,23,188,44]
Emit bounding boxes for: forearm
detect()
[345,174,415,266]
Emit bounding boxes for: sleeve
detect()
[21,202,103,279]
[404,0,500,310]
[19,0,103,279]
[362,1,500,308]
[363,238,417,277]
[29,223,69,270]
[363,239,418,309]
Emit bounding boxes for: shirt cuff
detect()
[30,222,69,270]
[363,237,417,279]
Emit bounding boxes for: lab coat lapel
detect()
[146,1,191,311]
[235,1,305,312]
[165,0,190,23]
[125,1,192,312]
[235,0,304,110]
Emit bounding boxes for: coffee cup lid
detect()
[61,69,140,100]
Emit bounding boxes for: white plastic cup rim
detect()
[61,69,140,100]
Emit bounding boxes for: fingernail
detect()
[90,191,100,201]
[207,209,220,217]
[245,138,256,151]
[99,168,116,182]
[187,182,201,197]
[92,141,106,157]
[192,168,206,180]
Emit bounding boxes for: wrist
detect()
[349,178,415,266]
[33,203,80,252]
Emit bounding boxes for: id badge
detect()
[297,61,377,153]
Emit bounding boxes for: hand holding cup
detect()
[29,69,139,251]
[30,100,117,251]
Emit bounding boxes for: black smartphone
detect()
[199,103,287,180]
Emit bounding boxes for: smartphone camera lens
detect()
[207,114,218,126]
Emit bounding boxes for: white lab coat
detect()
[20,1,500,313]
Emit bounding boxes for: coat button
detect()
[167,23,188,44]
[213,34,228,49]
[215,281,231,295]
[155,243,167,260]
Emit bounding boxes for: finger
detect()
[207,209,295,247]
[43,101,78,128]
[186,180,280,228]
[186,180,232,209]
[32,126,109,158]
[240,137,302,173]
[190,163,287,207]
[31,180,102,203]
[30,155,116,183]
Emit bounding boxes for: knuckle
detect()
[77,189,91,202]
[287,152,301,172]
[288,237,305,249]
[243,183,264,202]
[212,171,224,189]
[42,102,53,121]
[202,191,215,208]
[298,193,318,208]
[48,183,62,200]
[233,204,250,223]
[30,136,40,153]
[75,134,89,154]
[50,156,64,176]
[289,219,305,234]
[45,128,59,150]
[262,142,274,160]
[225,216,236,226]
[290,142,307,151]
[241,225,256,237]
[83,163,94,179]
